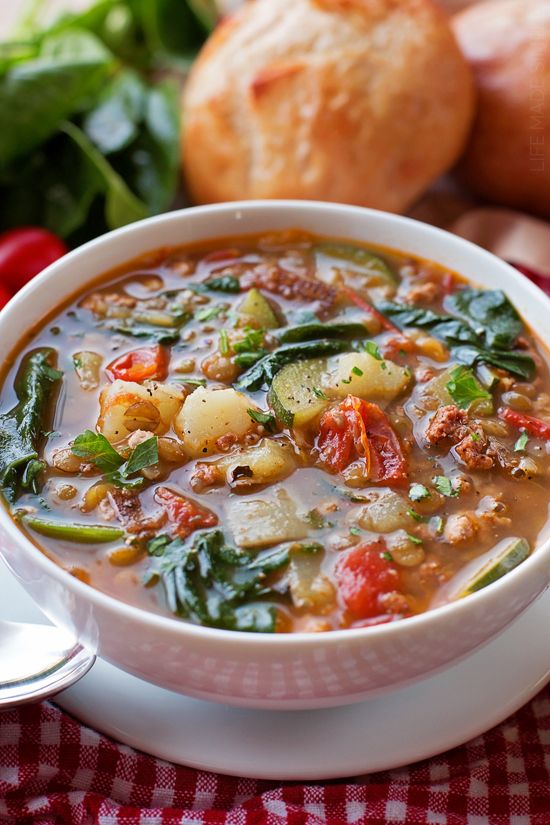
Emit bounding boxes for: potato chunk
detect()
[227,488,309,548]
[329,352,410,402]
[215,438,296,488]
[98,380,183,443]
[356,489,410,533]
[174,386,255,458]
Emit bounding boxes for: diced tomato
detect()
[441,271,457,295]
[0,227,68,292]
[106,345,169,383]
[335,542,400,620]
[317,396,407,482]
[498,407,550,440]
[0,283,13,309]
[154,486,218,538]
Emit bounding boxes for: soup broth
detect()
[1,230,549,633]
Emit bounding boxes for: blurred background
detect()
[0,0,548,300]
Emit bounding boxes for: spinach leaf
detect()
[21,0,214,71]
[204,275,242,293]
[0,6,186,243]
[61,120,148,230]
[377,298,535,380]
[144,529,292,632]
[83,69,145,155]
[92,74,180,215]
[445,288,522,350]
[276,322,370,344]
[0,348,62,502]
[235,340,352,391]
[452,346,535,381]
[107,324,181,345]
[0,30,113,166]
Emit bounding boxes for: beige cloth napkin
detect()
[449,209,550,277]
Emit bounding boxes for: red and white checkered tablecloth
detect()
[2,685,550,825]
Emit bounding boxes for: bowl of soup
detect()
[1,201,549,709]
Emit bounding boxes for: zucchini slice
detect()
[314,242,396,288]
[459,538,530,596]
[269,358,329,427]
[238,288,280,329]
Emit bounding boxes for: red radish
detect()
[0,227,68,292]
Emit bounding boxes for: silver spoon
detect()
[0,620,95,707]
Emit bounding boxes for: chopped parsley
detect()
[177,377,207,387]
[72,430,158,489]
[431,516,444,535]
[247,408,276,432]
[381,551,394,561]
[445,365,492,410]
[514,431,529,452]
[313,387,328,400]
[409,483,430,502]
[307,509,333,529]
[407,533,423,545]
[365,341,383,360]
[195,305,224,323]
[351,366,364,377]
[407,508,425,523]
[219,328,230,356]
[470,432,480,442]
[233,327,266,368]
[433,475,459,498]
[341,376,352,385]
[349,526,362,536]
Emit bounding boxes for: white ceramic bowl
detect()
[1,201,549,710]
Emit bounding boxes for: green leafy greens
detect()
[0,0,212,244]
[235,340,352,392]
[377,289,535,380]
[0,348,62,502]
[144,529,302,632]
[72,429,158,489]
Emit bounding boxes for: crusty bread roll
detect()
[453,0,550,218]
[182,0,474,212]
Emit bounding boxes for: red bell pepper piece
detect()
[154,487,218,539]
[106,345,169,383]
[499,407,550,440]
[317,396,407,482]
[342,286,399,333]
[334,542,401,620]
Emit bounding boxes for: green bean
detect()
[22,515,124,544]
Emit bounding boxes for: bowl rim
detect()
[2,198,550,648]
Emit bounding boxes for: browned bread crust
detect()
[182,0,475,212]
